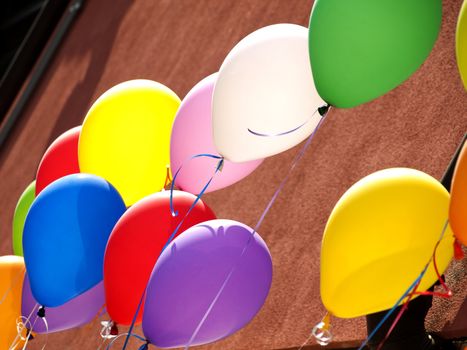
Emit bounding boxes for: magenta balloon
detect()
[22,274,104,333]
[142,219,273,348]
[170,74,263,194]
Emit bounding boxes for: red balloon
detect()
[36,126,81,195]
[103,190,216,325]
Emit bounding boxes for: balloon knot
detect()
[110,323,119,336]
[138,341,149,350]
[318,104,330,117]
[217,158,225,172]
[37,306,46,318]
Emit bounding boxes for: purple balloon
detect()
[22,274,105,333]
[142,219,273,348]
[170,73,263,194]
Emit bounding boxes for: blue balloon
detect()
[23,174,126,307]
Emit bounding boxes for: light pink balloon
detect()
[170,73,263,193]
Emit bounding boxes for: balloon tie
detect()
[121,154,223,350]
[183,107,330,350]
[311,312,333,346]
[358,219,451,350]
[98,320,118,350]
[100,320,118,339]
[15,318,34,343]
[9,303,38,350]
[17,304,45,350]
[18,323,35,350]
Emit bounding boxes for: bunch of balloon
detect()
[308,0,442,108]
[450,141,467,248]
[318,168,454,346]
[457,0,467,90]
[140,23,331,350]
[136,23,329,349]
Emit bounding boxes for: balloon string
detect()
[375,277,432,350]
[297,332,314,350]
[119,292,145,350]
[253,109,326,233]
[106,333,147,350]
[183,106,330,349]
[358,220,450,350]
[120,155,224,350]
[375,282,420,350]
[37,316,49,350]
[9,303,38,350]
[248,118,310,137]
[97,304,107,318]
[97,338,109,350]
[19,307,48,350]
[374,225,453,350]
[169,153,223,216]
[98,319,117,350]
[90,304,106,327]
[0,267,25,306]
[19,314,39,350]
[412,238,452,299]
[18,311,48,350]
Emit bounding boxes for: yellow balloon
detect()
[321,168,454,318]
[457,0,467,90]
[0,256,26,349]
[79,80,181,206]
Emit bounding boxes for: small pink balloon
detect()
[171,74,263,193]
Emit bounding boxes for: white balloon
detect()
[212,23,325,162]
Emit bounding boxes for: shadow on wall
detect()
[47,0,133,145]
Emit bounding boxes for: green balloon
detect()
[309,0,442,108]
[12,181,36,256]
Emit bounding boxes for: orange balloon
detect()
[0,256,27,349]
[450,142,467,246]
